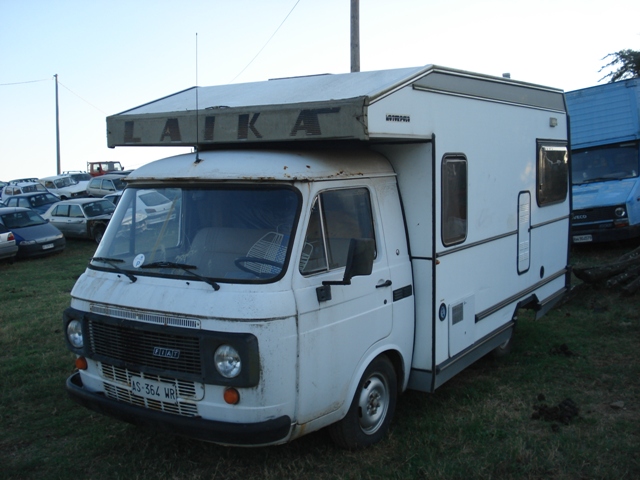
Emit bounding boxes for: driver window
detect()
[300,188,375,275]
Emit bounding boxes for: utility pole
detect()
[350,0,360,72]
[54,74,61,175]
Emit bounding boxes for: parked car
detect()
[0,222,18,262]
[1,181,49,202]
[42,198,115,243]
[86,174,126,197]
[0,207,65,258]
[88,161,125,177]
[39,174,88,199]
[4,192,60,214]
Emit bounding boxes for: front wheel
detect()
[491,321,516,358]
[92,225,106,244]
[328,355,397,449]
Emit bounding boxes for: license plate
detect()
[573,234,593,243]
[42,243,54,250]
[130,376,178,404]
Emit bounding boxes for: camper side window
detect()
[537,142,568,206]
[442,155,468,246]
[300,188,376,275]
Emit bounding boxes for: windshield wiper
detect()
[140,261,220,291]
[91,257,137,283]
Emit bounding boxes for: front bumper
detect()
[571,224,640,243]
[17,238,65,257]
[66,372,292,445]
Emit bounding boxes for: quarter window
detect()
[300,188,376,275]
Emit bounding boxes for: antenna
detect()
[194,32,202,164]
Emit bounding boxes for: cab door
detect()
[292,186,393,424]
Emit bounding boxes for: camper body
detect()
[567,79,640,243]
[64,66,570,448]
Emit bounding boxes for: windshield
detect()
[1,209,47,228]
[22,184,48,194]
[55,177,77,187]
[29,193,59,208]
[572,143,639,185]
[70,173,91,182]
[112,178,126,190]
[93,186,301,283]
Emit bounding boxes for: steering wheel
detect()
[234,257,284,278]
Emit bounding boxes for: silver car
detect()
[86,174,126,198]
[42,198,115,243]
[0,222,18,262]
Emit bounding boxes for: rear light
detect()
[8,233,14,241]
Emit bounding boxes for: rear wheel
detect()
[491,319,516,358]
[328,355,397,449]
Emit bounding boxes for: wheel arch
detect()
[341,346,406,417]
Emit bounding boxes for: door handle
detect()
[376,280,392,288]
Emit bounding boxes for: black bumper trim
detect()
[66,372,292,445]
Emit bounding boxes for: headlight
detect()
[20,240,36,245]
[214,344,241,378]
[67,320,84,348]
[615,207,627,218]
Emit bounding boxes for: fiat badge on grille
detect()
[153,347,181,359]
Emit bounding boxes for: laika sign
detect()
[107,100,367,147]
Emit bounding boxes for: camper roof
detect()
[107,65,565,148]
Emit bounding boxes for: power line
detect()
[230,0,302,82]
[0,76,106,114]
[57,80,107,114]
[0,77,51,86]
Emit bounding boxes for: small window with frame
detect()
[537,141,568,206]
[442,155,468,246]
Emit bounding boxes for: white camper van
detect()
[64,65,570,448]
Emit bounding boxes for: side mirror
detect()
[342,237,375,284]
[322,238,375,287]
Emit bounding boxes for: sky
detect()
[1,0,639,181]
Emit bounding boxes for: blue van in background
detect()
[567,78,640,243]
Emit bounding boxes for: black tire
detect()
[328,355,397,449]
[92,225,106,244]
[491,324,515,358]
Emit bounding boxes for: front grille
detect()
[571,206,622,231]
[68,306,261,387]
[101,363,200,417]
[88,320,202,375]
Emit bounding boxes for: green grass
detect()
[1,239,639,479]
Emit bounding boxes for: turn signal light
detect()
[223,388,240,405]
[75,356,88,370]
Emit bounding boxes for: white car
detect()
[1,181,49,203]
[40,174,89,199]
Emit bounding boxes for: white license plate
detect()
[42,243,54,250]
[130,376,178,404]
[573,235,593,243]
